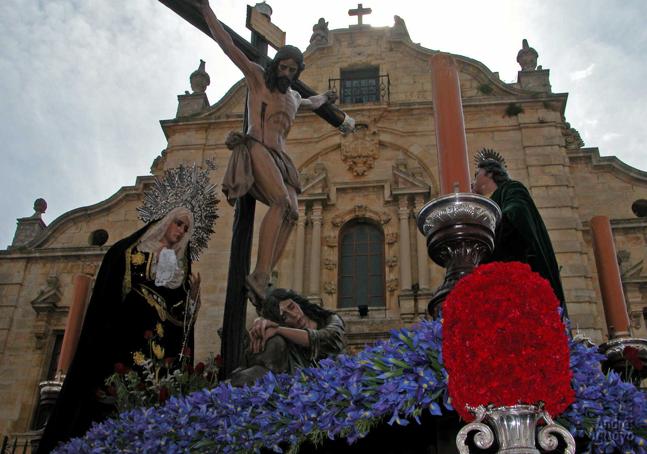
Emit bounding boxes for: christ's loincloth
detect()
[222,131,301,206]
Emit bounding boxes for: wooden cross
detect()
[348,3,372,26]
[159,0,352,379]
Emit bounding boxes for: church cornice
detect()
[0,247,107,260]
[582,217,647,231]
[609,218,647,230]
[568,147,647,184]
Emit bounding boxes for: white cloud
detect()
[570,63,595,81]
[602,132,621,141]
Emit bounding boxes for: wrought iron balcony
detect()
[328,74,390,105]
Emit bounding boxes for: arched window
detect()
[338,220,385,308]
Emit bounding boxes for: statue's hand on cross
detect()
[301,89,337,110]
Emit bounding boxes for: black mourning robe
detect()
[485,179,568,316]
[38,224,192,453]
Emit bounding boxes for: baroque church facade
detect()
[1,12,647,442]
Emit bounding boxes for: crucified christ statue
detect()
[198,0,353,304]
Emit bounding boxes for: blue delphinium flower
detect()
[54,320,646,454]
[560,338,647,454]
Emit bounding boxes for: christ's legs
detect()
[271,185,297,270]
[247,143,298,300]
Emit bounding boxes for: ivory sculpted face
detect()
[471,169,496,196]
[163,216,190,247]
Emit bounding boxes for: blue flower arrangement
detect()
[55,320,646,454]
[560,339,647,453]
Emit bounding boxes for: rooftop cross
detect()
[348,3,372,26]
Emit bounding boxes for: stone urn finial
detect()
[190,60,210,94]
[254,1,272,19]
[516,39,539,71]
[11,198,47,247]
[33,198,47,217]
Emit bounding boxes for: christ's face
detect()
[277,58,298,80]
[163,215,190,246]
[274,58,298,93]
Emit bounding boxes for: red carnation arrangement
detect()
[442,261,574,421]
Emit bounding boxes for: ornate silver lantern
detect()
[416,192,501,316]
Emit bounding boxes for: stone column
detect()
[308,201,323,295]
[414,194,430,289]
[293,204,307,293]
[590,216,630,338]
[430,53,471,194]
[398,196,413,291]
[57,274,93,375]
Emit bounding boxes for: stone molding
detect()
[568,147,647,184]
[17,176,152,250]
[330,204,392,228]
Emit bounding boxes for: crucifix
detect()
[348,3,372,26]
[159,0,354,379]
[160,0,350,126]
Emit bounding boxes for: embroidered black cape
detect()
[38,224,192,453]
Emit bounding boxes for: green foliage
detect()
[104,329,220,413]
[505,103,524,117]
[478,83,493,95]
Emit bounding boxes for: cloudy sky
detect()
[1,0,646,248]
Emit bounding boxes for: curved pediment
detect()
[196,78,247,121]
[297,127,436,205]
[25,176,152,250]
[302,21,558,105]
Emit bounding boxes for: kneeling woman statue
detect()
[231,288,346,386]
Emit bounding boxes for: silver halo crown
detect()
[138,161,219,261]
[474,148,506,168]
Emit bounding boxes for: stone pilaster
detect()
[293,204,307,293]
[398,196,412,290]
[414,194,430,290]
[308,201,323,296]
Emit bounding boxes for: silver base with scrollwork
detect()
[456,404,575,454]
[416,193,501,317]
[599,337,647,386]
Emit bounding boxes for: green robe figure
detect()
[472,149,568,317]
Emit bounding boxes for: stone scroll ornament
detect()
[137,161,219,261]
